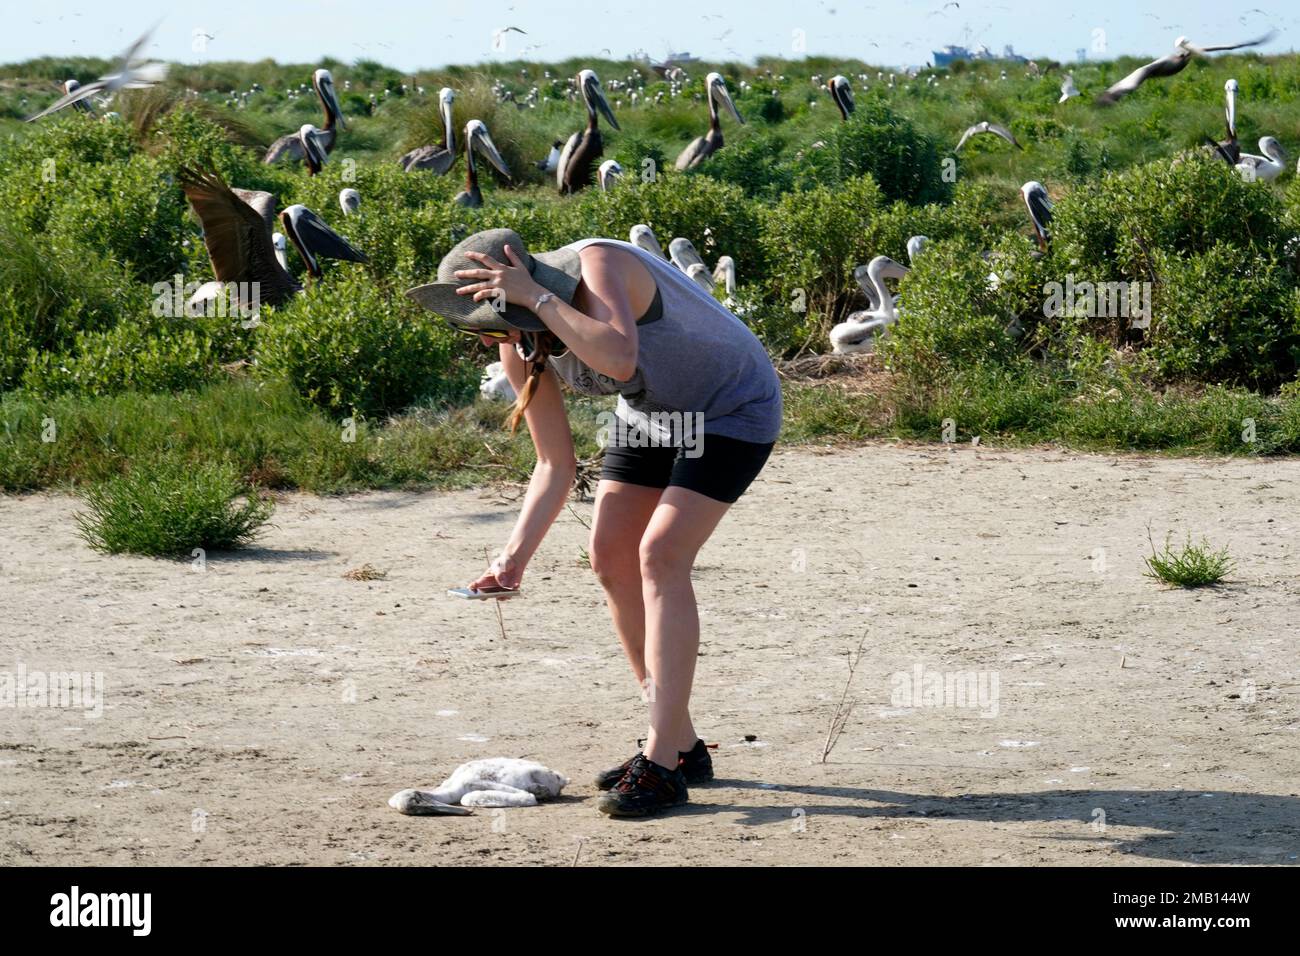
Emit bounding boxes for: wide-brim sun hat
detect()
[405,227,581,333]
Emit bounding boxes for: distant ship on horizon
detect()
[932,43,1028,67]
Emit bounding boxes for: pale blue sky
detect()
[3,0,1296,71]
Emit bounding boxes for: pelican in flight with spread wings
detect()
[177,167,368,310]
[1096,31,1276,105]
[25,25,167,121]
[955,121,1022,152]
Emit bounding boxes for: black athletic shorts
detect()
[599,433,775,504]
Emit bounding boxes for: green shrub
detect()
[254,274,470,418]
[75,457,274,556]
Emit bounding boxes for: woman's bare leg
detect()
[589,479,700,751]
[637,486,732,769]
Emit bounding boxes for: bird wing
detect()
[1197,29,1276,53]
[556,130,582,190]
[400,144,455,174]
[675,135,708,170]
[954,125,979,151]
[986,122,1022,149]
[263,132,304,164]
[232,189,279,232]
[24,79,107,121]
[177,166,297,302]
[1096,53,1186,104]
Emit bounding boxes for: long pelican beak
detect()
[440,88,456,151]
[711,76,744,125]
[299,125,328,174]
[1224,80,1237,139]
[280,204,368,279]
[469,121,511,179]
[586,73,620,131]
[1021,182,1053,250]
[316,70,346,131]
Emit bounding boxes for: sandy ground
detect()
[1,442,1298,867]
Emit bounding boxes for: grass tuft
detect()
[1143,528,1234,588]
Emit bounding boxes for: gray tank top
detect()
[538,238,782,444]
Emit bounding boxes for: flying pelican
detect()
[598,159,623,190]
[827,75,855,121]
[339,188,361,215]
[177,166,368,310]
[955,121,1022,152]
[399,87,457,174]
[676,73,744,170]
[25,26,167,122]
[1096,31,1276,105]
[557,70,620,194]
[829,255,912,354]
[455,119,511,207]
[264,69,346,164]
[668,237,706,274]
[1236,137,1287,181]
[1021,181,1054,252]
[629,224,666,258]
[534,139,563,173]
[1059,74,1079,103]
[299,125,329,176]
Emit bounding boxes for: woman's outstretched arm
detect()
[469,343,577,591]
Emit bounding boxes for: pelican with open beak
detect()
[675,72,745,170]
[827,75,854,121]
[265,69,346,164]
[400,87,458,174]
[455,119,511,207]
[558,69,620,194]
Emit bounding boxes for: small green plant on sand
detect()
[1143,528,1234,588]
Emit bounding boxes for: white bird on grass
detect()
[480,362,516,401]
[389,758,568,814]
[830,237,927,354]
[1236,137,1287,181]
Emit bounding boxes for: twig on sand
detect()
[820,630,869,764]
[484,545,508,641]
[571,837,587,866]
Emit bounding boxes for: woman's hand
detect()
[468,551,522,595]
[454,245,545,310]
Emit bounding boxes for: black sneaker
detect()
[593,738,715,790]
[596,754,688,817]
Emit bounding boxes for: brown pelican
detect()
[827,75,854,121]
[177,166,367,309]
[712,256,736,296]
[675,73,744,170]
[686,263,716,291]
[668,237,706,274]
[264,69,345,164]
[598,159,623,190]
[1211,79,1241,164]
[339,188,361,216]
[955,121,1022,152]
[1236,137,1287,181]
[399,87,457,174]
[299,125,329,176]
[557,70,620,194]
[629,224,666,258]
[1059,74,1080,103]
[25,26,166,122]
[1096,31,1275,105]
[455,119,511,207]
[1021,181,1054,252]
[534,139,563,173]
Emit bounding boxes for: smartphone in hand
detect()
[448,586,521,600]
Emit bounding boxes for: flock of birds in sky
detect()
[19,21,1297,359]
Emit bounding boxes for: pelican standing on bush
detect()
[455,119,511,207]
[675,72,745,170]
[557,69,620,194]
[264,69,346,164]
[400,87,457,174]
